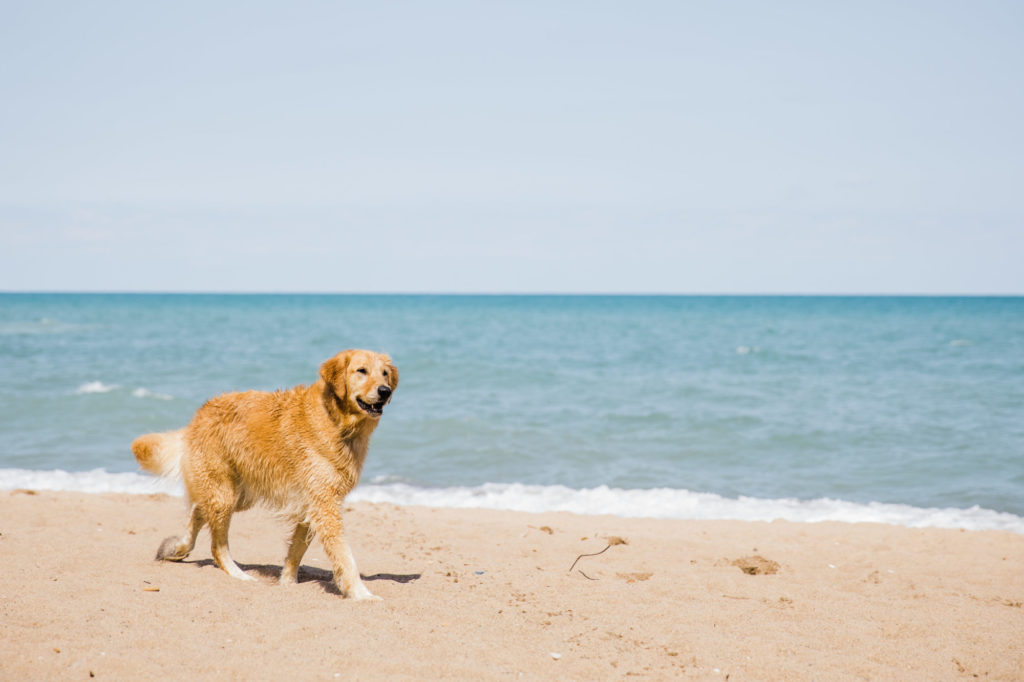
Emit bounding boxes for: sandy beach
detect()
[1,491,1022,680]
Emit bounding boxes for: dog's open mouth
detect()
[356,397,386,416]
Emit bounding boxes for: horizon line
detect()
[2,290,1023,298]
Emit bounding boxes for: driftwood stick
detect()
[568,536,628,573]
[569,544,612,573]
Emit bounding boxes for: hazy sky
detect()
[2,1,1022,293]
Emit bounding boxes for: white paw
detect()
[346,585,381,601]
[354,593,382,602]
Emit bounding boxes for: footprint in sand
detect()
[616,572,652,583]
[731,555,780,575]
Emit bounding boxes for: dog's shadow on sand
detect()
[185,559,420,596]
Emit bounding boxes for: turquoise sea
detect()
[2,294,1022,531]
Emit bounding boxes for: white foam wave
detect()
[73,383,174,399]
[0,468,183,495]
[131,388,174,400]
[75,381,119,394]
[1,469,1020,534]
[350,482,1024,533]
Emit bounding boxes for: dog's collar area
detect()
[355,397,386,416]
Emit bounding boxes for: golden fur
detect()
[131,349,398,600]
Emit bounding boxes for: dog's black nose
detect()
[376,385,392,400]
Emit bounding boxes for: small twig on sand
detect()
[578,570,598,580]
[568,536,628,573]
[569,545,611,572]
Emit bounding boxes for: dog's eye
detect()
[356,368,368,375]
[382,370,388,377]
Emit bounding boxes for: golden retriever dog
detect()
[131,349,398,600]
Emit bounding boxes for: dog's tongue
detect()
[357,397,385,414]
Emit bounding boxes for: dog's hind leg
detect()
[156,504,205,561]
[207,503,255,581]
[279,521,312,585]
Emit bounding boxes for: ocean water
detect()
[2,294,1022,532]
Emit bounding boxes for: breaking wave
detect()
[1,469,1021,534]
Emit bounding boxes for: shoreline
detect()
[2,468,1023,535]
[2,490,1022,680]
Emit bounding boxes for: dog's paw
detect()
[221,563,256,581]
[155,536,189,561]
[345,585,381,601]
[352,593,382,602]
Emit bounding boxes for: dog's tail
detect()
[131,428,186,478]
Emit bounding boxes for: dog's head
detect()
[320,349,399,419]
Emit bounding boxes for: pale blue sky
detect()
[2,1,1022,293]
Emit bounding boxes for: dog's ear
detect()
[320,350,353,397]
[384,356,399,391]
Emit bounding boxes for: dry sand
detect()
[1,490,1022,680]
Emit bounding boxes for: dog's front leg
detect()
[280,521,312,585]
[308,501,378,600]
